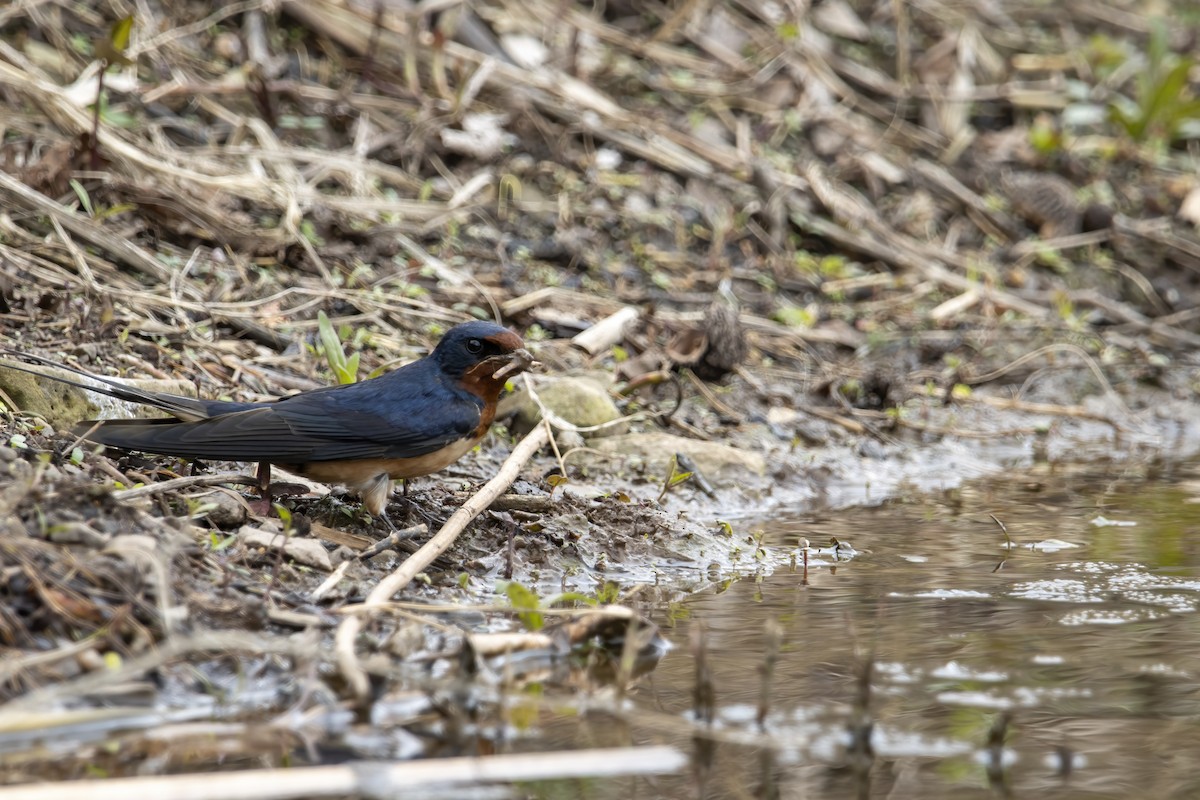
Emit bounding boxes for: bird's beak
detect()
[491,348,538,380]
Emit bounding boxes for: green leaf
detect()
[1141,59,1193,135]
[95,16,135,66]
[771,303,816,329]
[542,591,597,608]
[317,310,357,384]
[596,581,621,604]
[668,471,693,488]
[501,581,545,631]
[69,179,94,216]
[110,16,133,52]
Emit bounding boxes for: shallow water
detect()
[5,459,1200,798]
[543,458,1200,799]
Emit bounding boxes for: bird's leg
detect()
[361,473,398,531]
[378,508,398,532]
[248,461,274,516]
[367,475,440,531]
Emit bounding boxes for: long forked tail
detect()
[0,350,255,421]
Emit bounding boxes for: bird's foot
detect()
[376,508,398,531]
[386,492,447,531]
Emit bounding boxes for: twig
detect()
[309,559,351,603]
[0,747,686,800]
[571,306,640,355]
[357,523,428,559]
[961,343,1134,418]
[334,424,550,700]
[682,368,742,421]
[796,404,867,435]
[110,472,260,502]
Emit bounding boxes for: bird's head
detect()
[433,321,537,397]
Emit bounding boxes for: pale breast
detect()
[285,433,484,489]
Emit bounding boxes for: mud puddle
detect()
[528,457,1200,799]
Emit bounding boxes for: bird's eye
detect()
[466,338,484,355]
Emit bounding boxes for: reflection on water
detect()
[558,459,1200,799]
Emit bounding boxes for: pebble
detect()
[204,492,248,528]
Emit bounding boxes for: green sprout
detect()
[315,310,360,385]
[1108,22,1200,143]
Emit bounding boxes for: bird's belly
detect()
[285,435,483,488]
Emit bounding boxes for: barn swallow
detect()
[3,321,536,526]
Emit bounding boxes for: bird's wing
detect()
[77,368,484,464]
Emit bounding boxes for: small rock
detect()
[766,407,800,426]
[239,525,333,571]
[506,375,626,439]
[856,439,888,460]
[212,31,243,62]
[366,551,400,569]
[8,459,33,479]
[203,492,248,528]
[579,431,766,487]
[330,546,357,565]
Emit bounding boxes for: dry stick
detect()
[501,286,628,317]
[966,394,1125,427]
[571,306,641,355]
[788,205,1050,320]
[0,746,685,800]
[1066,289,1200,349]
[47,216,100,292]
[891,417,1040,439]
[796,403,868,435]
[682,369,742,421]
[0,170,172,283]
[110,472,259,502]
[963,342,1135,419]
[334,424,550,700]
